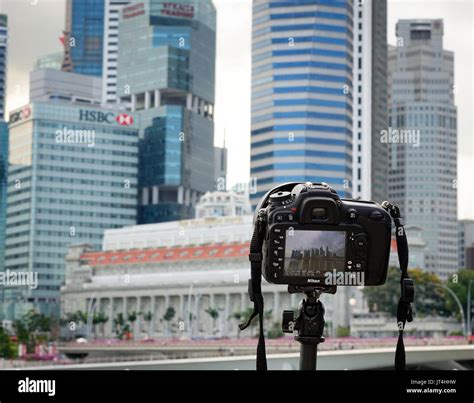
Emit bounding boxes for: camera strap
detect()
[239,212,268,370]
[382,202,415,371]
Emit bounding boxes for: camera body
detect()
[260,182,392,286]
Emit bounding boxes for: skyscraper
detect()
[117,0,216,223]
[0,122,7,272]
[250,0,354,205]
[102,0,131,104]
[352,0,388,202]
[388,20,458,278]
[0,14,7,121]
[2,69,139,319]
[62,0,105,77]
[0,14,8,273]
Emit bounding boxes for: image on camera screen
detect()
[284,230,346,277]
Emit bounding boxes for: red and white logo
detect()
[115,114,134,126]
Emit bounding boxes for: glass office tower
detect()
[117,0,216,223]
[0,14,7,120]
[250,0,354,205]
[0,14,8,273]
[388,20,458,278]
[62,0,105,76]
[3,99,139,319]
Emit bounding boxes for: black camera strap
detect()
[239,211,268,370]
[382,202,415,371]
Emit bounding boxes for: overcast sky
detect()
[1,0,472,218]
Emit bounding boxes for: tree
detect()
[143,311,154,339]
[205,307,219,334]
[11,310,54,353]
[363,266,450,317]
[127,311,140,340]
[93,312,109,339]
[163,307,176,335]
[0,325,16,359]
[113,313,126,340]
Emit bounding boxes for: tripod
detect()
[282,285,336,370]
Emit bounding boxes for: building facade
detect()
[62,0,105,77]
[0,14,7,274]
[61,216,353,339]
[61,212,425,340]
[459,220,474,270]
[352,0,388,202]
[117,0,216,224]
[102,0,131,104]
[388,20,458,278]
[0,121,7,272]
[250,0,354,206]
[2,71,139,320]
[0,14,7,121]
[195,190,251,218]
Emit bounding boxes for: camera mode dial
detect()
[269,191,293,206]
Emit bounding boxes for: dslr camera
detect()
[259,182,392,286]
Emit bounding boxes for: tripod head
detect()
[281,286,337,370]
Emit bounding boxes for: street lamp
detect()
[435,283,467,337]
[348,297,357,336]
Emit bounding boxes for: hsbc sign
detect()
[79,110,134,126]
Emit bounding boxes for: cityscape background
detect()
[1,0,473,219]
[0,0,473,369]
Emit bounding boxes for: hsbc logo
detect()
[116,114,134,126]
[9,106,32,124]
[79,110,134,126]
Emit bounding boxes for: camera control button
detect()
[273,239,281,245]
[354,260,365,270]
[353,235,368,250]
[275,214,284,222]
[347,209,358,221]
[369,211,383,221]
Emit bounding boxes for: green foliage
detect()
[337,326,350,337]
[0,325,16,359]
[205,307,219,320]
[163,307,176,322]
[11,309,53,352]
[363,266,450,317]
[93,312,109,325]
[143,311,153,322]
[127,311,139,323]
[267,322,284,339]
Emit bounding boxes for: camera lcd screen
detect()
[284,230,346,277]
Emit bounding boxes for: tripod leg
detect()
[299,342,317,370]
